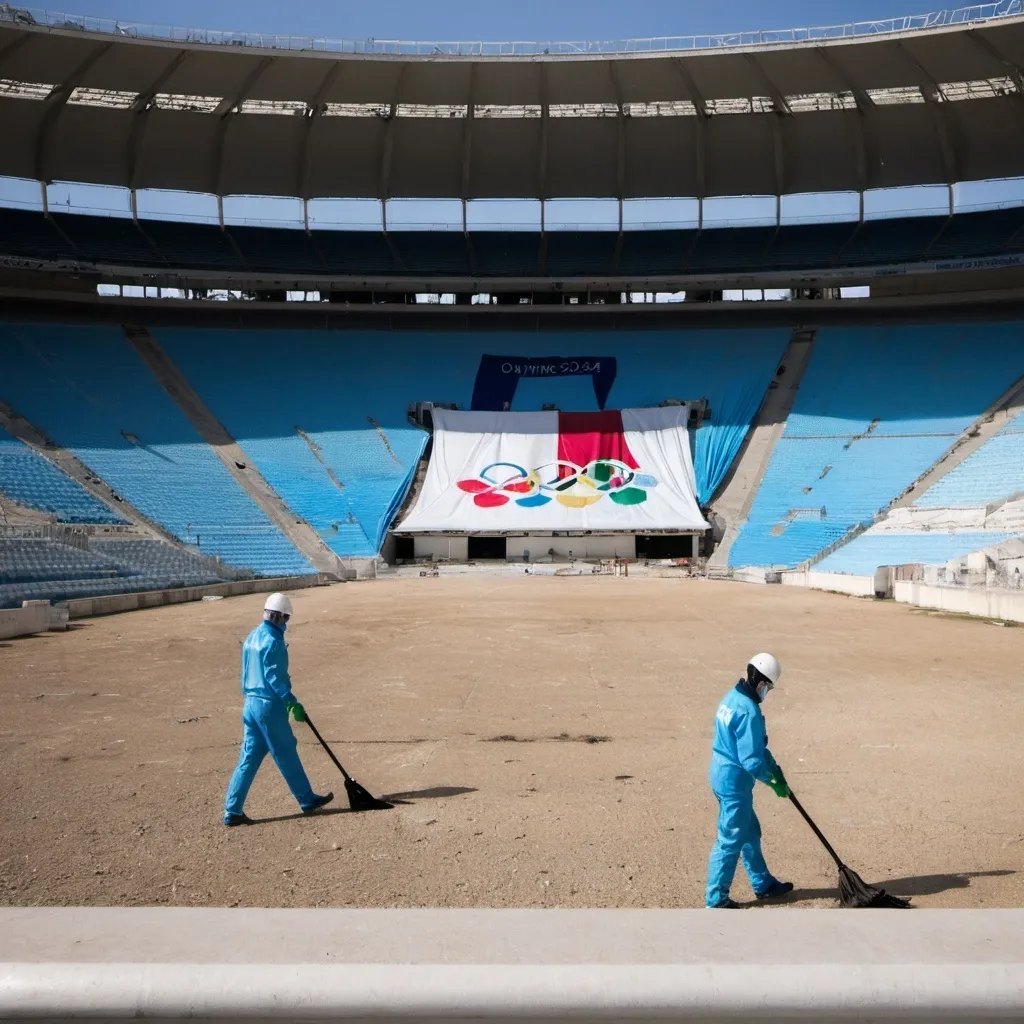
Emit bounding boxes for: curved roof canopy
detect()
[3,10,1024,200]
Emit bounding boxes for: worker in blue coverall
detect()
[705,652,793,908]
[223,593,332,826]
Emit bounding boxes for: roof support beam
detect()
[210,56,274,197]
[608,61,627,202]
[966,29,1024,90]
[0,30,31,73]
[964,30,1024,143]
[773,118,784,224]
[34,41,113,184]
[815,46,872,194]
[744,53,789,212]
[460,63,477,200]
[670,58,707,229]
[298,60,344,201]
[743,53,793,116]
[126,49,189,190]
[461,65,477,270]
[538,63,549,201]
[894,42,959,188]
[379,65,408,201]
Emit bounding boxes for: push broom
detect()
[788,791,910,908]
[305,715,393,812]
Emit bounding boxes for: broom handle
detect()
[304,714,353,782]
[787,791,844,868]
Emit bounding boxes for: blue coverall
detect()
[224,619,317,819]
[705,681,782,907]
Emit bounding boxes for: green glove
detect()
[286,700,306,724]
[768,772,789,799]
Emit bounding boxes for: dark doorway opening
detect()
[636,534,695,559]
[468,536,507,560]
[393,536,415,562]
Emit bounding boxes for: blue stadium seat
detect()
[0,427,125,523]
[391,232,472,275]
[544,232,617,275]
[0,208,76,261]
[815,531,1016,575]
[156,329,430,558]
[925,208,1024,260]
[617,230,696,276]
[730,324,1024,568]
[469,232,543,275]
[762,222,859,269]
[1,325,313,577]
[158,326,790,555]
[51,212,159,265]
[916,409,1024,508]
[0,538,123,584]
[838,216,947,265]
[689,227,777,272]
[229,226,324,274]
[313,230,400,274]
[0,534,223,608]
[142,219,246,271]
[4,207,1024,275]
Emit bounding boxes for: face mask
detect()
[756,682,771,702]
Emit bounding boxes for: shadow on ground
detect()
[775,869,1017,904]
[246,807,356,825]
[380,786,478,802]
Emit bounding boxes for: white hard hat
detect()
[264,592,293,616]
[748,652,781,685]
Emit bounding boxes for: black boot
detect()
[302,792,334,814]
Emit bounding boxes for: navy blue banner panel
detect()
[471,355,618,411]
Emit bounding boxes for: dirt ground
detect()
[1,576,1021,909]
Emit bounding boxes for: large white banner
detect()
[399,407,709,533]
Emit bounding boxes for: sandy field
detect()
[1,576,1021,909]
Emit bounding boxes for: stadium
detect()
[1,2,1023,1020]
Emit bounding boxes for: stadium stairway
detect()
[0,422,126,525]
[728,324,1024,570]
[885,372,1024,514]
[1,325,317,578]
[0,398,179,540]
[121,326,347,578]
[0,404,244,593]
[707,328,817,572]
[808,378,1024,579]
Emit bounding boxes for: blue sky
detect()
[40,0,958,41]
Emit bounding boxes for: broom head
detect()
[344,776,394,811]
[838,864,911,908]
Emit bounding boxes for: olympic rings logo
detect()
[457,459,657,509]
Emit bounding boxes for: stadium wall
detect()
[894,580,1024,623]
[780,568,878,597]
[0,600,50,639]
[60,574,327,622]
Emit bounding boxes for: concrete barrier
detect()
[894,581,1024,623]
[780,569,877,597]
[64,575,326,620]
[1,908,1022,1021]
[0,602,50,640]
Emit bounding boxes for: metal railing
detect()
[1,2,1021,56]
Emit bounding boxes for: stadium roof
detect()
[3,5,1024,201]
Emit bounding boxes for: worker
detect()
[224,593,332,826]
[705,652,793,908]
